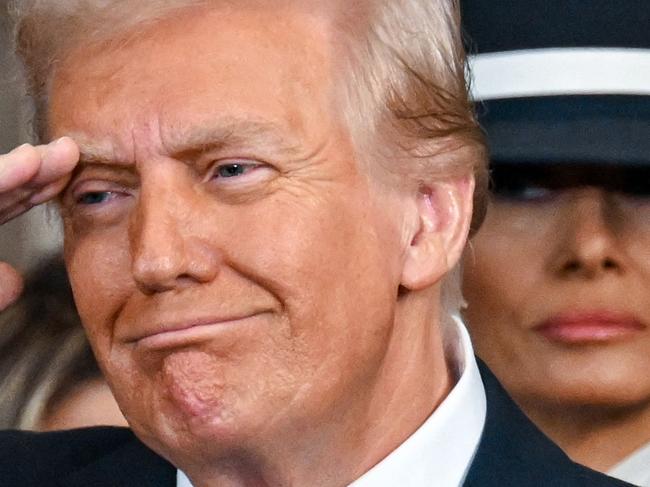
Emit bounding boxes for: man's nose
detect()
[130,174,221,295]
[549,188,626,280]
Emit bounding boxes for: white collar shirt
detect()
[177,317,487,487]
[608,441,650,487]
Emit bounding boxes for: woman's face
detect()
[463,164,650,410]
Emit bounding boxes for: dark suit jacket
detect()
[0,363,632,486]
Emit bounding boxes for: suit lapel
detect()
[59,433,176,487]
[49,364,627,486]
[463,360,584,487]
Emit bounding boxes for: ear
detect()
[401,176,474,291]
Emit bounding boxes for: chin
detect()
[481,344,650,412]
[129,399,260,467]
[116,384,253,459]
[527,383,649,410]
[512,358,650,411]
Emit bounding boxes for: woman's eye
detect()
[494,184,557,203]
[515,186,554,201]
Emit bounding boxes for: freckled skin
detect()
[49,4,469,486]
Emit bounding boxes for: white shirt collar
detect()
[608,441,650,486]
[177,317,486,487]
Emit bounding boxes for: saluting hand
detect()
[0,137,79,310]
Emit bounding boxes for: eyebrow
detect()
[166,119,303,159]
[71,118,303,169]
[74,142,124,167]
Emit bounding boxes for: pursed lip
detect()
[533,310,646,344]
[124,312,268,350]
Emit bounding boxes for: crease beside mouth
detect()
[125,311,269,344]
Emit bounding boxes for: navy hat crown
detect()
[461,0,650,167]
[462,0,650,53]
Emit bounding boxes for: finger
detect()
[0,201,32,225]
[28,176,73,206]
[0,262,23,311]
[0,137,80,224]
[0,172,74,215]
[0,187,31,209]
[0,144,41,192]
[29,136,80,188]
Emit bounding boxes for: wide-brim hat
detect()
[462,0,650,166]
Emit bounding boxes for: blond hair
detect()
[339,1,487,230]
[10,0,487,316]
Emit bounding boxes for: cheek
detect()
[222,184,401,304]
[628,237,650,278]
[222,190,401,369]
[64,224,133,345]
[463,217,546,334]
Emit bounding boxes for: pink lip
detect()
[534,311,646,344]
[128,313,266,351]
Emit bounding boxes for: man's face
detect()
[49,5,409,460]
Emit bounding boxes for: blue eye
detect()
[206,160,275,190]
[77,191,114,205]
[514,186,554,201]
[215,164,249,178]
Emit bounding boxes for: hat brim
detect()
[477,95,650,166]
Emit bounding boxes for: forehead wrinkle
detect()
[70,118,306,171]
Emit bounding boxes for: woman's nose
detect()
[550,188,626,280]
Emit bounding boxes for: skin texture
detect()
[463,187,650,471]
[39,379,128,431]
[44,4,473,486]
